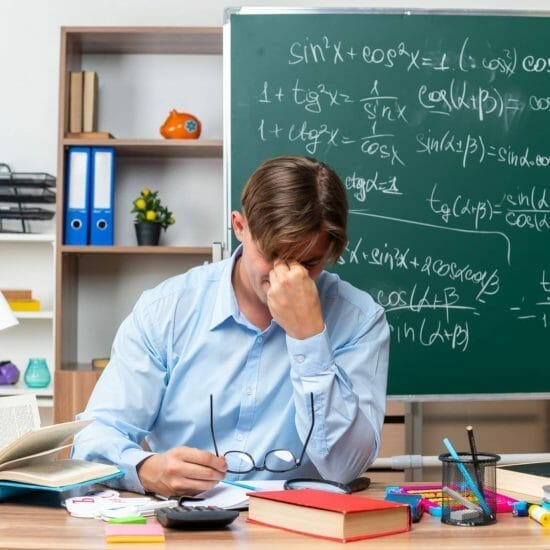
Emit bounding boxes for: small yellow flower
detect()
[135,198,146,210]
[145,210,157,221]
[142,188,151,197]
[168,216,175,225]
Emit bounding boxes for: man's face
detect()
[232,212,329,305]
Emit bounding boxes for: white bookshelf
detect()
[0,233,55,417]
[14,311,54,320]
[0,233,55,242]
[0,382,53,408]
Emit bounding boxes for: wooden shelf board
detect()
[62,138,222,158]
[64,27,222,55]
[59,363,97,372]
[61,245,212,255]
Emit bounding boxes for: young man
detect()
[72,156,389,496]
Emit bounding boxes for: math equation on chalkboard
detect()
[229,12,550,395]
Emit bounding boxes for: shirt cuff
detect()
[286,326,334,376]
[119,448,156,493]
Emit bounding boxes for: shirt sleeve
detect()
[71,295,167,493]
[286,304,389,483]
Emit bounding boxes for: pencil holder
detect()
[439,452,500,526]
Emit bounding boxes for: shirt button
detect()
[236,433,244,441]
[295,354,305,364]
[257,336,263,343]
[246,386,253,395]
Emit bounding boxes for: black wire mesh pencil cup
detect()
[438,452,500,526]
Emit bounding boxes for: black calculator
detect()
[155,505,239,529]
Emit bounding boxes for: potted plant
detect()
[131,188,175,246]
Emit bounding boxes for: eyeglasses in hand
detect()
[210,392,315,474]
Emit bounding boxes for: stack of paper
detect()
[185,480,286,510]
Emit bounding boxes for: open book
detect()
[0,394,121,498]
[497,461,550,500]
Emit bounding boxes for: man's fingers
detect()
[273,258,289,269]
[272,259,308,279]
[167,457,226,482]
[174,447,227,473]
[158,472,221,497]
[139,447,228,497]
[164,450,225,495]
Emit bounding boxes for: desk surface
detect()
[0,484,548,549]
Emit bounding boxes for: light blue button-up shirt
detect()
[73,247,389,493]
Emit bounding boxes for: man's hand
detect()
[137,446,227,497]
[266,259,324,339]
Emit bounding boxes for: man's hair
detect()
[241,156,348,264]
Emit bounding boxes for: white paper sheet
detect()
[186,480,286,510]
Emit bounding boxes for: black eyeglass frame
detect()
[210,392,315,474]
[284,475,371,494]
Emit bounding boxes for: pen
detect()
[442,437,493,518]
[222,480,259,491]
[466,425,484,493]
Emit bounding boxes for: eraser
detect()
[450,509,482,522]
[108,516,147,524]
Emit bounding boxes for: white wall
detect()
[1,0,549,174]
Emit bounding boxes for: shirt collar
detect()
[209,245,243,330]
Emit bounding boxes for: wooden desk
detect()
[0,484,548,549]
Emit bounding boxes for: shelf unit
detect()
[0,383,54,408]
[62,139,222,158]
[14,311,54,320]
[60,245,212,255]
[54,27,224,423]
[0,233,55,408]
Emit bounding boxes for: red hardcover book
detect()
[247,488,411,542]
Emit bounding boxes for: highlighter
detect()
[528,504,550,527]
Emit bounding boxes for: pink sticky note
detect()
[104,523,165,543]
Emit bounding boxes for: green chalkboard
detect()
[228,10,550,396]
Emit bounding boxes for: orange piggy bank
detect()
[160,110,201,139]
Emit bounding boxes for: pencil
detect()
[442,437,492,518]
[466,425,484,493]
